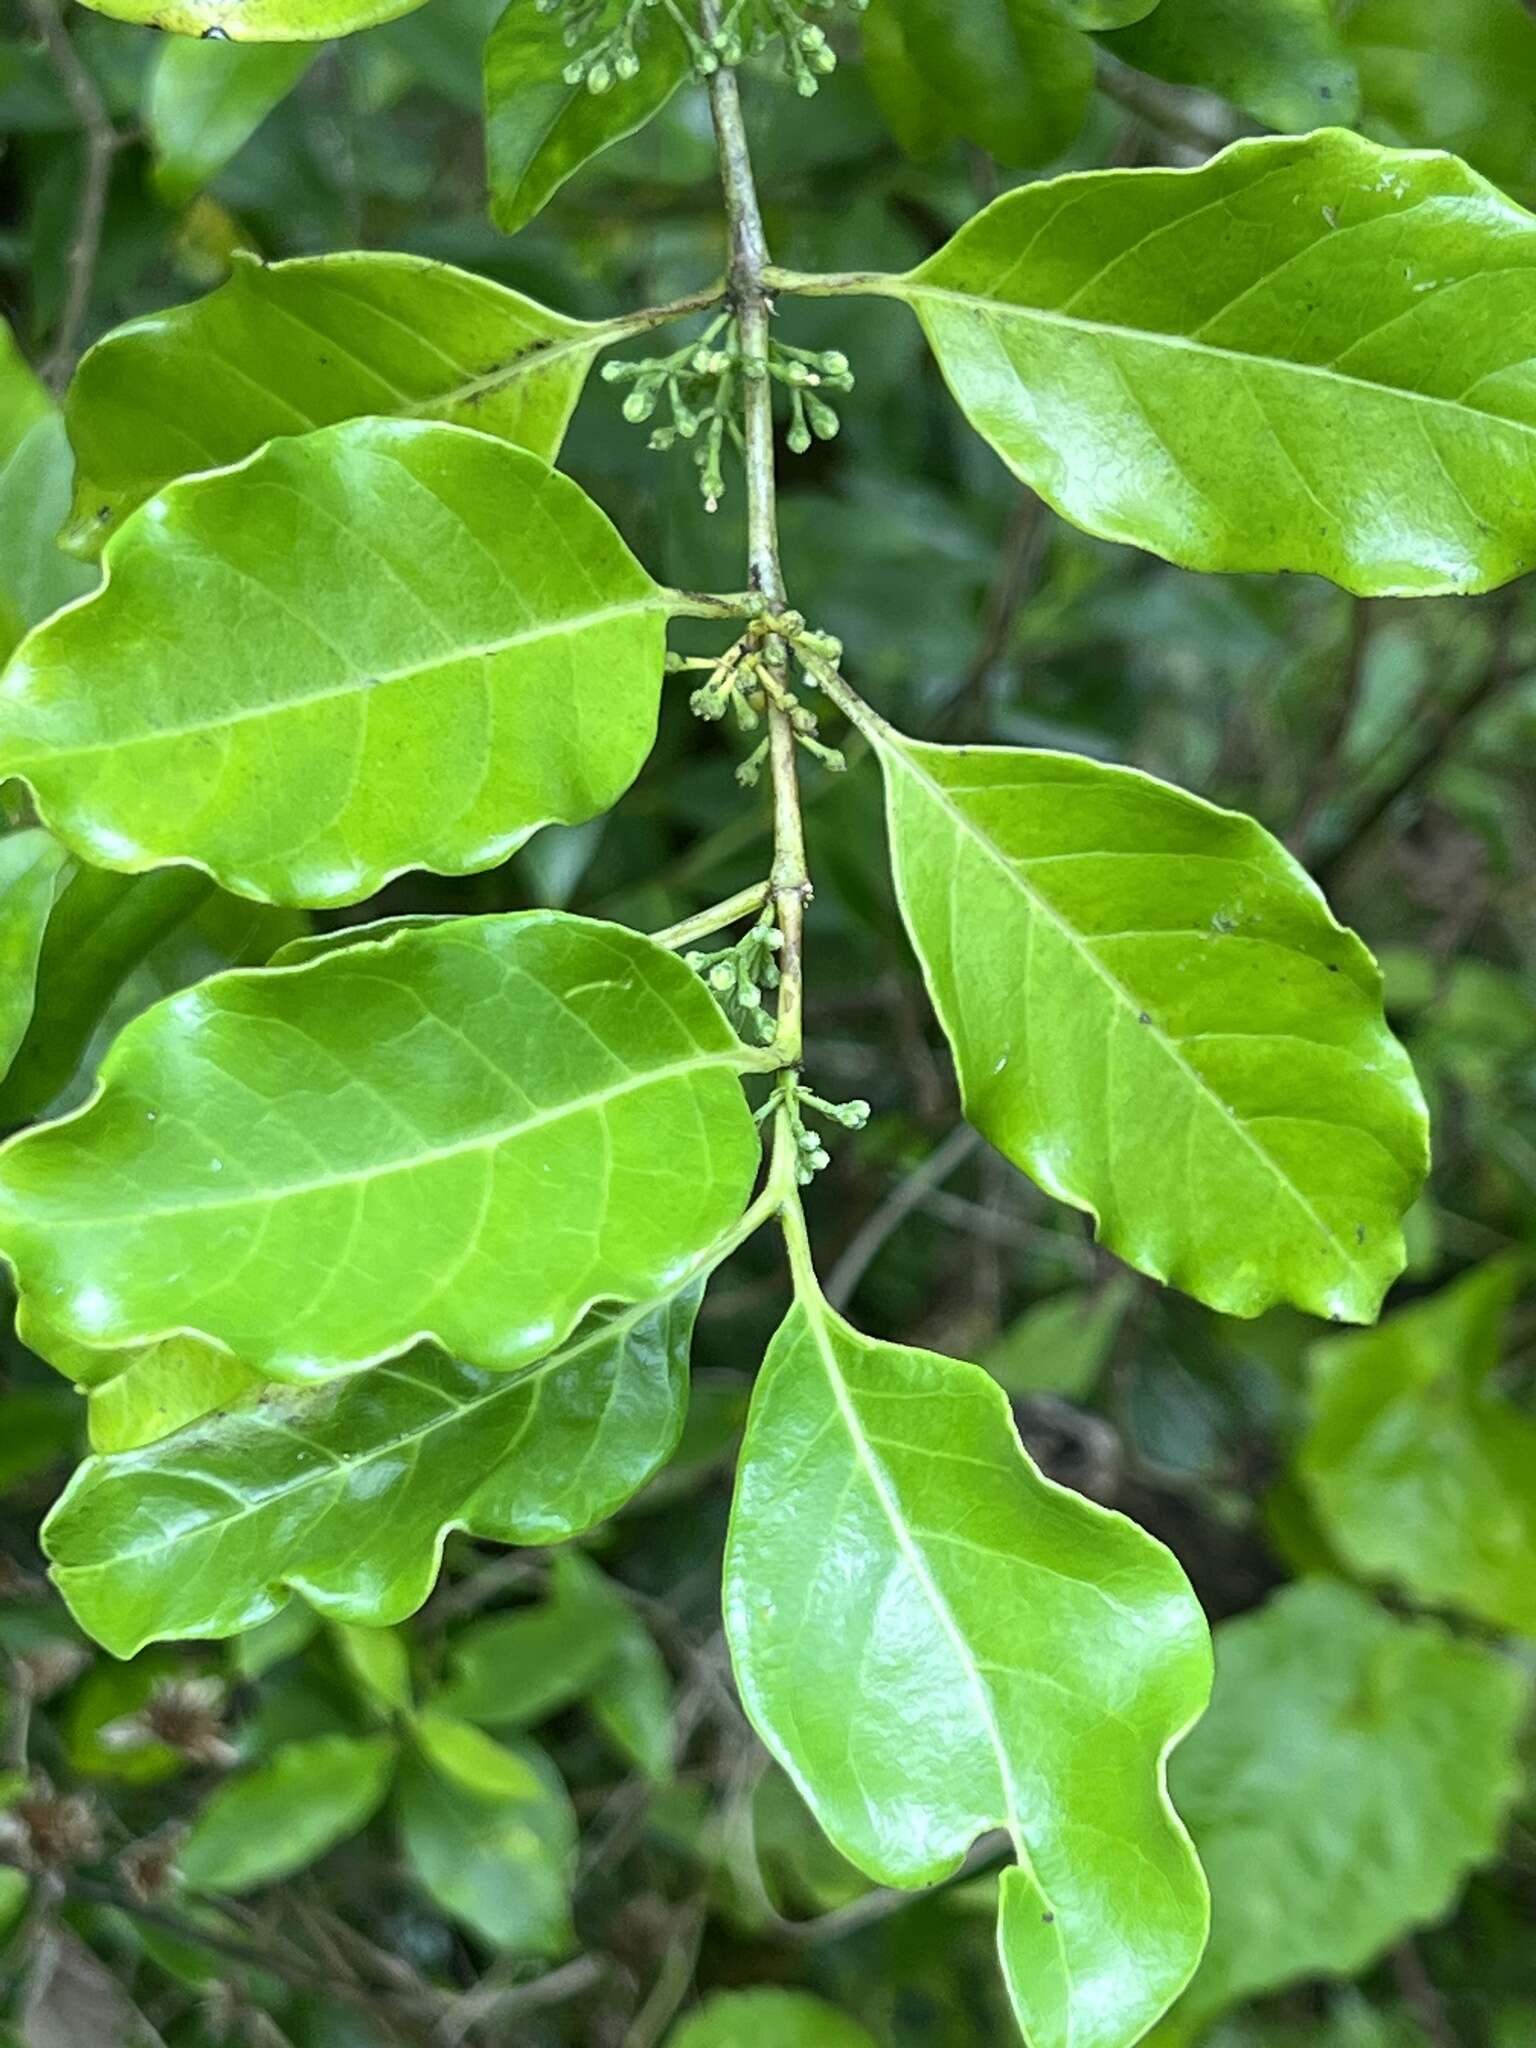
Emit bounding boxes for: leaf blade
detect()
[725,1262,1211,2048]
[2,421,670,905]
[63,252,604,555]
[0,913,759,1385]
[896,129,1536,595]
[874,732,1426,1320]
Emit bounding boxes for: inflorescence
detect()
[542,0,868,99]
[603,316,853,510]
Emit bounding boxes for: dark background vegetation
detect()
[1,3,1534,2043]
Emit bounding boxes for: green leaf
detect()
[21,1307,262,1455]
[0,866,214,1130]
[981,1275,1134,1401]
[865,726,1426,1322]
[397,1712,575,1954]
[485,0,690,236]
[177,1733,396,1894]
[0,324,94,659]
[668,1990,880,2048]
[43,1274,712,1655]
[1342,0,1536,201]
[2,421,673,906]
[1169,1580,1530,2029]
[331,1622,413,1716]
[1100,0,1359,132]
[146,39,317,208]
[1297,1257,1536,1636]
[587,1598,674,1782]
[888,129,1536,595]
[1061,0,1158,25]
[725,1224,1212,2048]
[441,1551,633,1728]
[860,1,956,160]
[0,913,759,1382]
[62,252,606,557]
[880,0,1093,168]
[0,832,67,1083]
[71,0,425,42]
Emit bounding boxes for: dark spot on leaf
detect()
[1041,1911,1055,1924]
[1355,1224,1365,1245]
[1137,1011,1150,1025]
[1327,963,1340,973]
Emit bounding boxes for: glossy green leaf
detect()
[889,129,1536,595]
[2,420,673,906]
[880,0,1093,168]
[587,1597,674,1782]
[669,1990,880,2048]
[71,0,424,42]
[146,39,316,207]
[981,1275,1134,1401]
[1342,0,1536,201]
[43,1273,711,1656]
[441,1551,636,1729]
[860,1,956,159]
[177,1733,396,1895]
[1169,1580,1530,2028]
[0,832,67,1082]
[0,913,759,1384]
[1100,0,1359,132]
[1061,0,1158,25]
[725,1238,1212,2048]
[0,324,94,659]
[867,728,1426,1322]
[397,1712,575,1954]
[331,1623,413,1717]
[0,867,214,1129]
[62,252,605,556]
[22,1308,260,1455]
[485,0,689,236]
[1298,1257,1536,1636]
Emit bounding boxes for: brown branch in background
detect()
[1287,597,1374,855]
[20,0,119,389]
[825,1124,982,1308]
[1392,1940,1462,2048]
[1312,599,1523,891]
[941,491,1049,736]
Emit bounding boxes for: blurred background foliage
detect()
[1,0,1535,2043]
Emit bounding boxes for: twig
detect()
[651,881,771,951]
[1392,1940,1462,2048]
[1312,602,1523,889]
[701,0,810,1090]
[21,0,119,388]
[1287,596,1374,854]
[825,1125,983,1308]
[941,492,1048,734]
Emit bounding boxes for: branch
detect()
[21,0,118,389]
[824,1125,983,1309]
[700,5,811,1102]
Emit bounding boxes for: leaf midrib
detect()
[903,280,1536,439]
[22,1051,742,1227]
[883,741,1362,1273]
[8,596,663,763]
[55,1295,665,1574]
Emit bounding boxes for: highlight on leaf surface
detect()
[863,724,1427,1322]
[44,1281,706,1657]
[0,913,760,1384]
[396,1712,576,1954]
[1099,0,1361,133]
[1168,1580,1530,2030]
[62,252,607,555]
[725,1230,1212,2048]
[70,0,426,41]
[1297,1255,1536,1635]
[884,128,1536,594]
[484,0,690,236]
[0,419,672,906]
